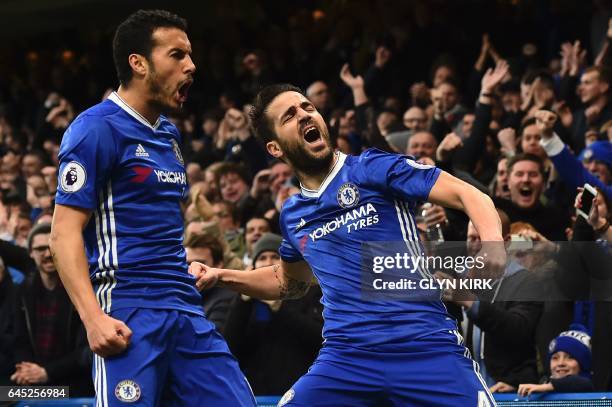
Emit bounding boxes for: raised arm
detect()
[192,259,314,300]
[50,204,131,357]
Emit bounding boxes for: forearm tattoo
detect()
[273,264,310,299]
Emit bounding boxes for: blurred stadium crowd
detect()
[0,0,611,399]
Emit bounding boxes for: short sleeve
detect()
[358,148,441,202]
[55,115,118,210]
[278,209,304,263]
[279,238,303,263]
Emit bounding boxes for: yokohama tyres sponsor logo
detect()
[154,169,187,184]
[309,203,377,242]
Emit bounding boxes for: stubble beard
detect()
[280,132,335,177]
[146,64,178,113]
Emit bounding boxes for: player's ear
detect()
[128,54,148,78]
[266,141,283,159]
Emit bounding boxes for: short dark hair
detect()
[250,83,304,145]
[437,79,459,90]
[215,162,250,186]
[507,153,544,176]
[519,117,538,136]
[584,66,611,86]
[184,233,224,266]
[28,222,51,252]
[113,9,187,87]
[521,69,554,90]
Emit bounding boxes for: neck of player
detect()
[117,85,160,126]
[295,152,338,191]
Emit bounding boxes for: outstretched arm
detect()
[192,259,314,300]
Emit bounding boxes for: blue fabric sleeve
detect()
[358,148,441,201]
[278,207,304,263]
[550,146,612,200]
[55,115,118,210]
[279,238,303,263]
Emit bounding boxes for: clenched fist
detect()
[535,110,557,138]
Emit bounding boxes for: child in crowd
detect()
[517,325,595,397]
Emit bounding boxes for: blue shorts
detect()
[279,329,496,407]
[92,308,256,406]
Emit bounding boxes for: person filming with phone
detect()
[575,185,611,243]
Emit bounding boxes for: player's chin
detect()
[168,98,183,111]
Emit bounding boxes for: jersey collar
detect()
[108,92,161,130]
[300,152,346,198]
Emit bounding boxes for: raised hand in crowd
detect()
[575,189,611,241]
[45,93,74,129]
[585,103,604,125]
[560,42,573,77]
[433,271,477,308]
[521,77,539,113]
[217,108,250,149]
[474,34,491,71]
[535,109,557,138]
[42,166,58,195]
[593,17,612,66]
[497,127,517,157]
[340,63,364,90]
[374,46,392,69]
[480,60,509,104]
[275,185,300,212]
[562,40,587,77]
[436,132,463,162]
[421,203,448,231]
[250,168,272,199]
[553,101,573,128]
[190,183,215,220]
[340,63,368,106]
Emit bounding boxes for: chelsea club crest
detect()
[170,139,184,165]
[337,183,360,208]
[115,379,141,402]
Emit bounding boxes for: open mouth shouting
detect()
[514,183,537,207]
[300,121,326,150]
[176,79,193,104]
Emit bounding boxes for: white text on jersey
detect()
[154,170,187,184]
[309,203,379,242]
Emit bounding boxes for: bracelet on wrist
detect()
[480,92,494,98]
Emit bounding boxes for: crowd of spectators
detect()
[0,0,611,399]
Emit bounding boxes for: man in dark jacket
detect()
[10,223,92,396]
[0,257,16,385]
[453,214,543,392]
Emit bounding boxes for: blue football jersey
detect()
[279,149,457,350]
[55,92,202,316]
